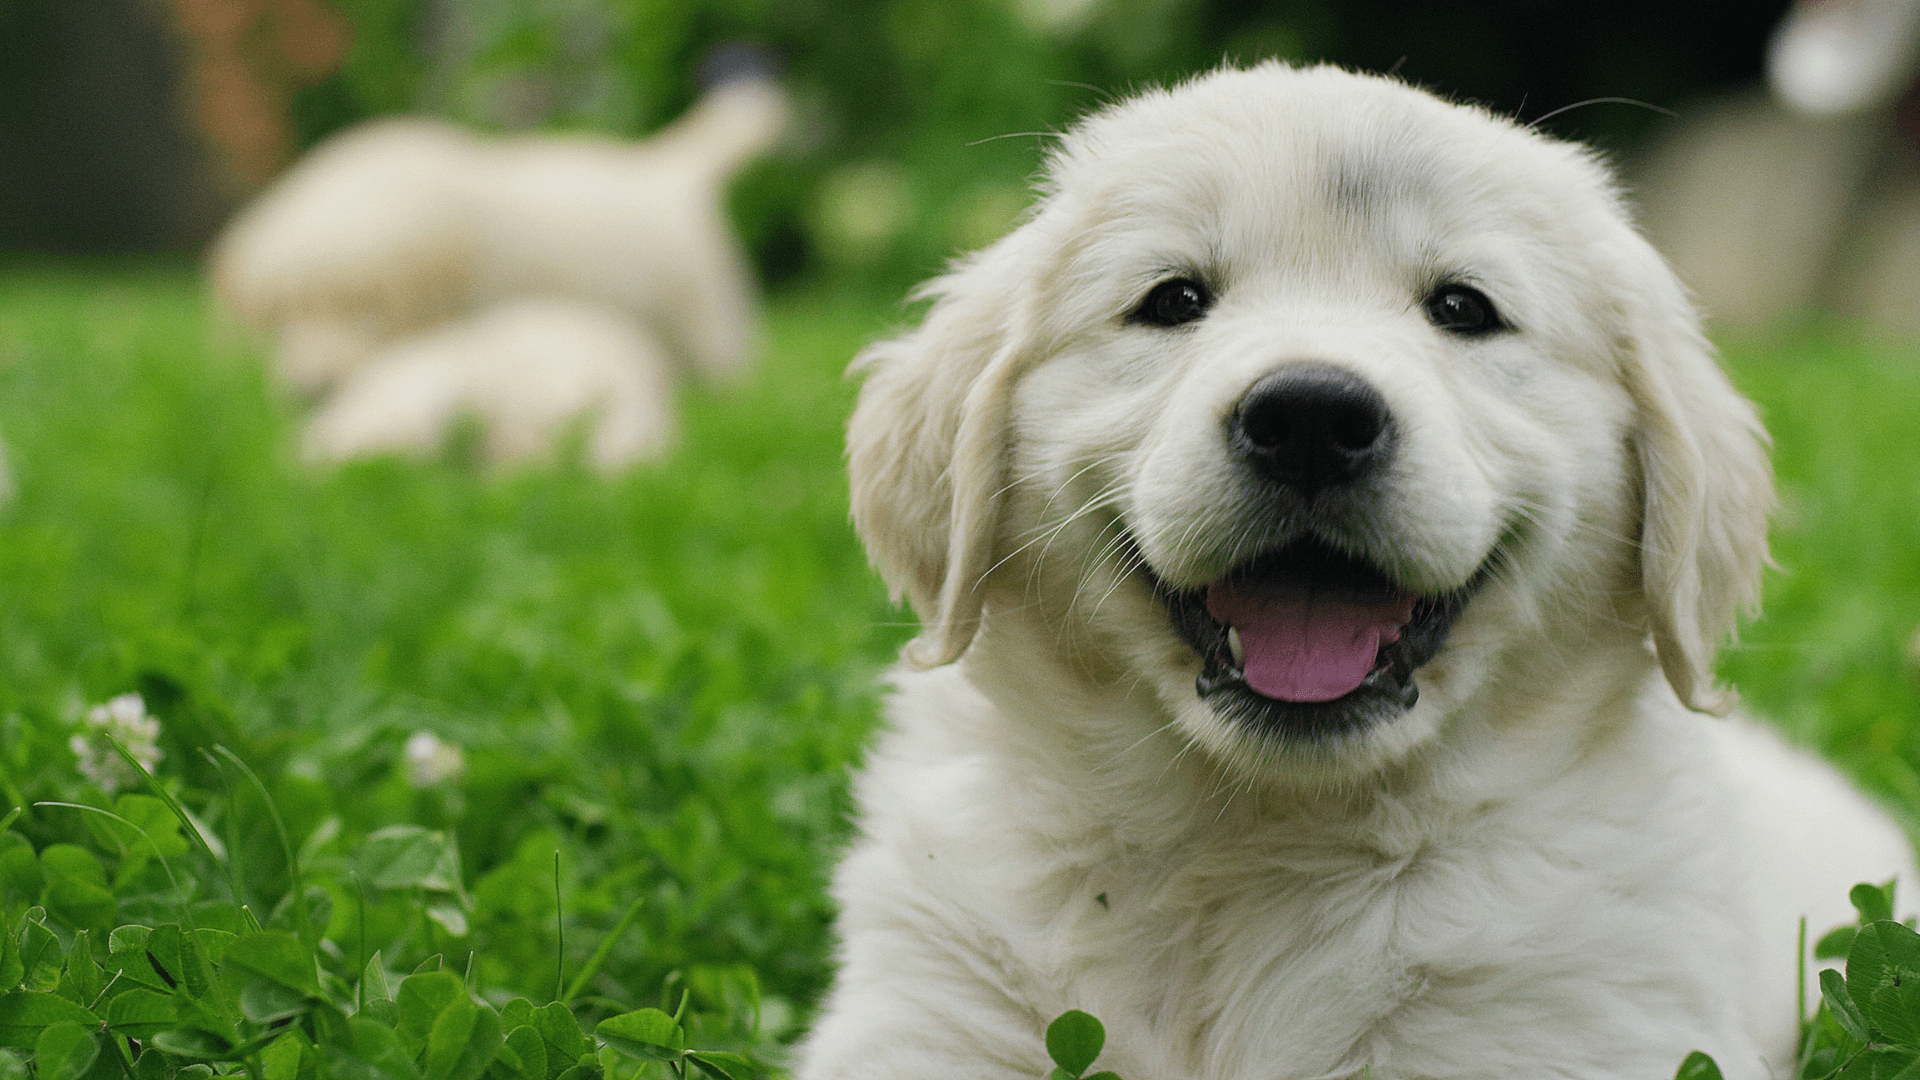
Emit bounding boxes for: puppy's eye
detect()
[1423,283,1506,336]
[1131,278,1213,327]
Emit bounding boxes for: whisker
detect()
[1527,96,1677,130]
[989,472,1129,584]
[1068,518,1139,614]
[1045,79,1120,104]
[965,130,1068,147]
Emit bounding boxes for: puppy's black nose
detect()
[1233,364,1394,496]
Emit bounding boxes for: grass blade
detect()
[560,896,645,1005]
[206,746,313,946]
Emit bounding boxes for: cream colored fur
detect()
[806,63,1915,1080]
[302,297,676,472]
[211,77,785,468]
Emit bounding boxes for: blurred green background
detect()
[0,0,1789,289]
[0,0,1916,1071]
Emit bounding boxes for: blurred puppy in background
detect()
[212,52,788,470]
[804,62,1915,1080]
[301,297,676,471]
[1635,0,1920,338]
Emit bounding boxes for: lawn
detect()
[0,264,912,1073]
[0,263,1915,1077]
[1715,332,1920,829]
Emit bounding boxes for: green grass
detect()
[0,264,1914,1077]
[0,263,914,1060]
[1716,332,1920,833]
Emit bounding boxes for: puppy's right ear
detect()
[847,235,1040,668]
[1612,233,1774,715]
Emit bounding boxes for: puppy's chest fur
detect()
[843,665,1761,1080]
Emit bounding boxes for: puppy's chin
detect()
[1136,636,1474,791]
[1163,685,1452,789]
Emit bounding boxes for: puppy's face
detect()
[849,64,1771,782]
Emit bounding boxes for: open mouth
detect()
[1153,537,1486,741]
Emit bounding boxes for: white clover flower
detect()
[70,692,164,793]
[404,730,466,788]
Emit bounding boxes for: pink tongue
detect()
[1206,580,1416,702]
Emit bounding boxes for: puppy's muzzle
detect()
[1232,364,1395,498]
[1142,362,1486,741]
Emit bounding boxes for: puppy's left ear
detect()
[846,231,1043,668]
[1615,239,1774,714]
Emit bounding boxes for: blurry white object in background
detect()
[71,692,164,794]
[1635,0,1920,339]
[303,297,677,472]
[211,60,787,466]
[1634,93,1881,326]
[1769,0,1920,115]
[404,730,466,788]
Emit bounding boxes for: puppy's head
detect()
[849,63,1771,779]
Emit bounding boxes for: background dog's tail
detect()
[654,45,792,181]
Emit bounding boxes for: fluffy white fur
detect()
[211,76,785,467]
[803,64,1916,1080]
[302,297,676,471]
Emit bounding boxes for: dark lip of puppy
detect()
[1138,535,1495,742]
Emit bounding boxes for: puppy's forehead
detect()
[1324,141,1449,219]
[1043,64,1611,271]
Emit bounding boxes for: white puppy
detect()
[803,63,1915,1080]
[212,75,788,395]
[303,297,675,471]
